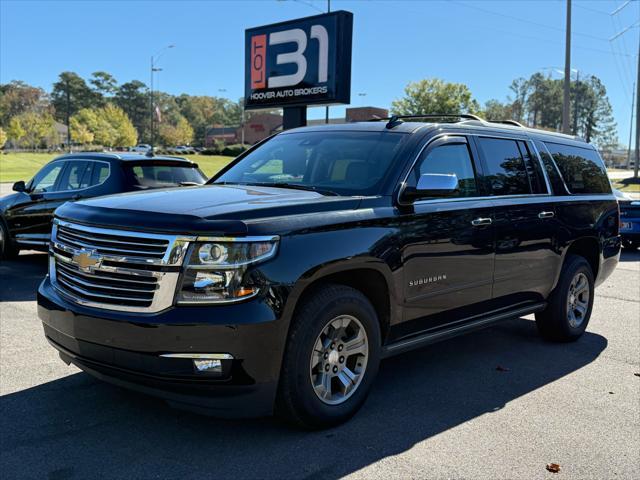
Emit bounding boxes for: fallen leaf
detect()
[634,373,640,377]
[546,463,561,473]
[609,391,615,394]
[496,365,510,372]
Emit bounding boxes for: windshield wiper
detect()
[243,182,339,196]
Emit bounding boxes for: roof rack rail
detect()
[369,114,485,129]
[489,119,525,127]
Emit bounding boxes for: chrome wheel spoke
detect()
[566,272,590,328]
[309,314,369,405]
[344,329,367,357]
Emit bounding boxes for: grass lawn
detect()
[612,179,640,194]
[0,152,234,183]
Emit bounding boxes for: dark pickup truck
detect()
[37,115,620,428]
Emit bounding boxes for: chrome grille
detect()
[50,220,192,313]
[56,223,169,259]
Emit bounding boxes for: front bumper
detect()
[38,276,289,417]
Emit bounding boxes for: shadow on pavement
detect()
[0,317,607,479]
[619,249,640,262]
[0,251,48,302]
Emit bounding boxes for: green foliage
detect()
[0,127,7,149]
[70,105,137,147]
[0,80,51,127]
[6,111,56,149]
[391,78,480,117]
[90,71,118,99]
[114,80,149,142]
[51,72,97,123]
[221,144,248,157]
[483,99,515,122]
[159,115,194,146]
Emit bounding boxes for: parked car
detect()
[0,153,206,259]
[38,115,620,428]
[130,144,152,153]
[171,145,195,154]
[615,189,640,250]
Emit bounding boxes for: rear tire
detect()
[276,284,381,429]
[0,220,20,261]
[535,254,594,342]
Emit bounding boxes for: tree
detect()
[7,112,55,149]
[114,80,149,142]
[51,72,96,123]
[483,99,515,122]
[71,105,137,147]
[391,78,480,117]
[159,115,194,146]
[89,72,118,106]
[69,112,95,145]
[0,127,7,149]
[0,80,51,126]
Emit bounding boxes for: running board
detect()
[382,302,547,359]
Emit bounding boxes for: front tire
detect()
[535,254,595,342]
[276,284,381,429]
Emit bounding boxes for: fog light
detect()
[193,359,222,373]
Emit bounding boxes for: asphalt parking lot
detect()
[0,249,638,480]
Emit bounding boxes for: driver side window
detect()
[414,142,478,198]
[30,162,65,193]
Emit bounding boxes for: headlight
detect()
[176,237,278,304]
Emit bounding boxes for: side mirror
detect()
[404,173,459,200]
[12,180,26,193]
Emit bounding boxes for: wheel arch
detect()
[283,260,399,345]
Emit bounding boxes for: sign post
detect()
[245,11,353,129]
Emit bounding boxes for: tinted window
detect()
[89,162,110,186]
[58,161,90,191]
[534,140,567,195]
[214,131,409,196]
[544,142,611,194]
[415,142,478,197]
[517,141,547,194]
[476,137,531,195]
[127,163,206,188]
[30,162,64,193]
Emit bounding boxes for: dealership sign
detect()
[244,11,353,110]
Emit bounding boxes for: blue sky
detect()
[1,0,638,144]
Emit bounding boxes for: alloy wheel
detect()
[567,272,590,328]
[309,314,369,405]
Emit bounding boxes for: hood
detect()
[55,184,361,235]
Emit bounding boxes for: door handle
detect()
[471,217,492,226]
[538,211,555,219]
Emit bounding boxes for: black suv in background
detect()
[0,153,206,259]
[37,115,620,428]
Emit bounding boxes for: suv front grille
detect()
[50,220,191,313]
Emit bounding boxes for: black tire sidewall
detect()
[283,286,381,428]
[555,256,595,339]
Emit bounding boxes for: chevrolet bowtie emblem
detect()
[72,250,102,272]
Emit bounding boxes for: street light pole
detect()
[562,0,572,134]
[149,45,174,151]
[325,0,331,124]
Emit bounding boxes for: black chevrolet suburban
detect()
[37,115,620,428]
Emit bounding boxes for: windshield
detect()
[125,162,207,188]
[212,131,409,196]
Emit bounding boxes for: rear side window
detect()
[544,142,611,194]
[89,162,110,186]
[534,140,567,195]
[58,161,90,191]
[476,137,531,195]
